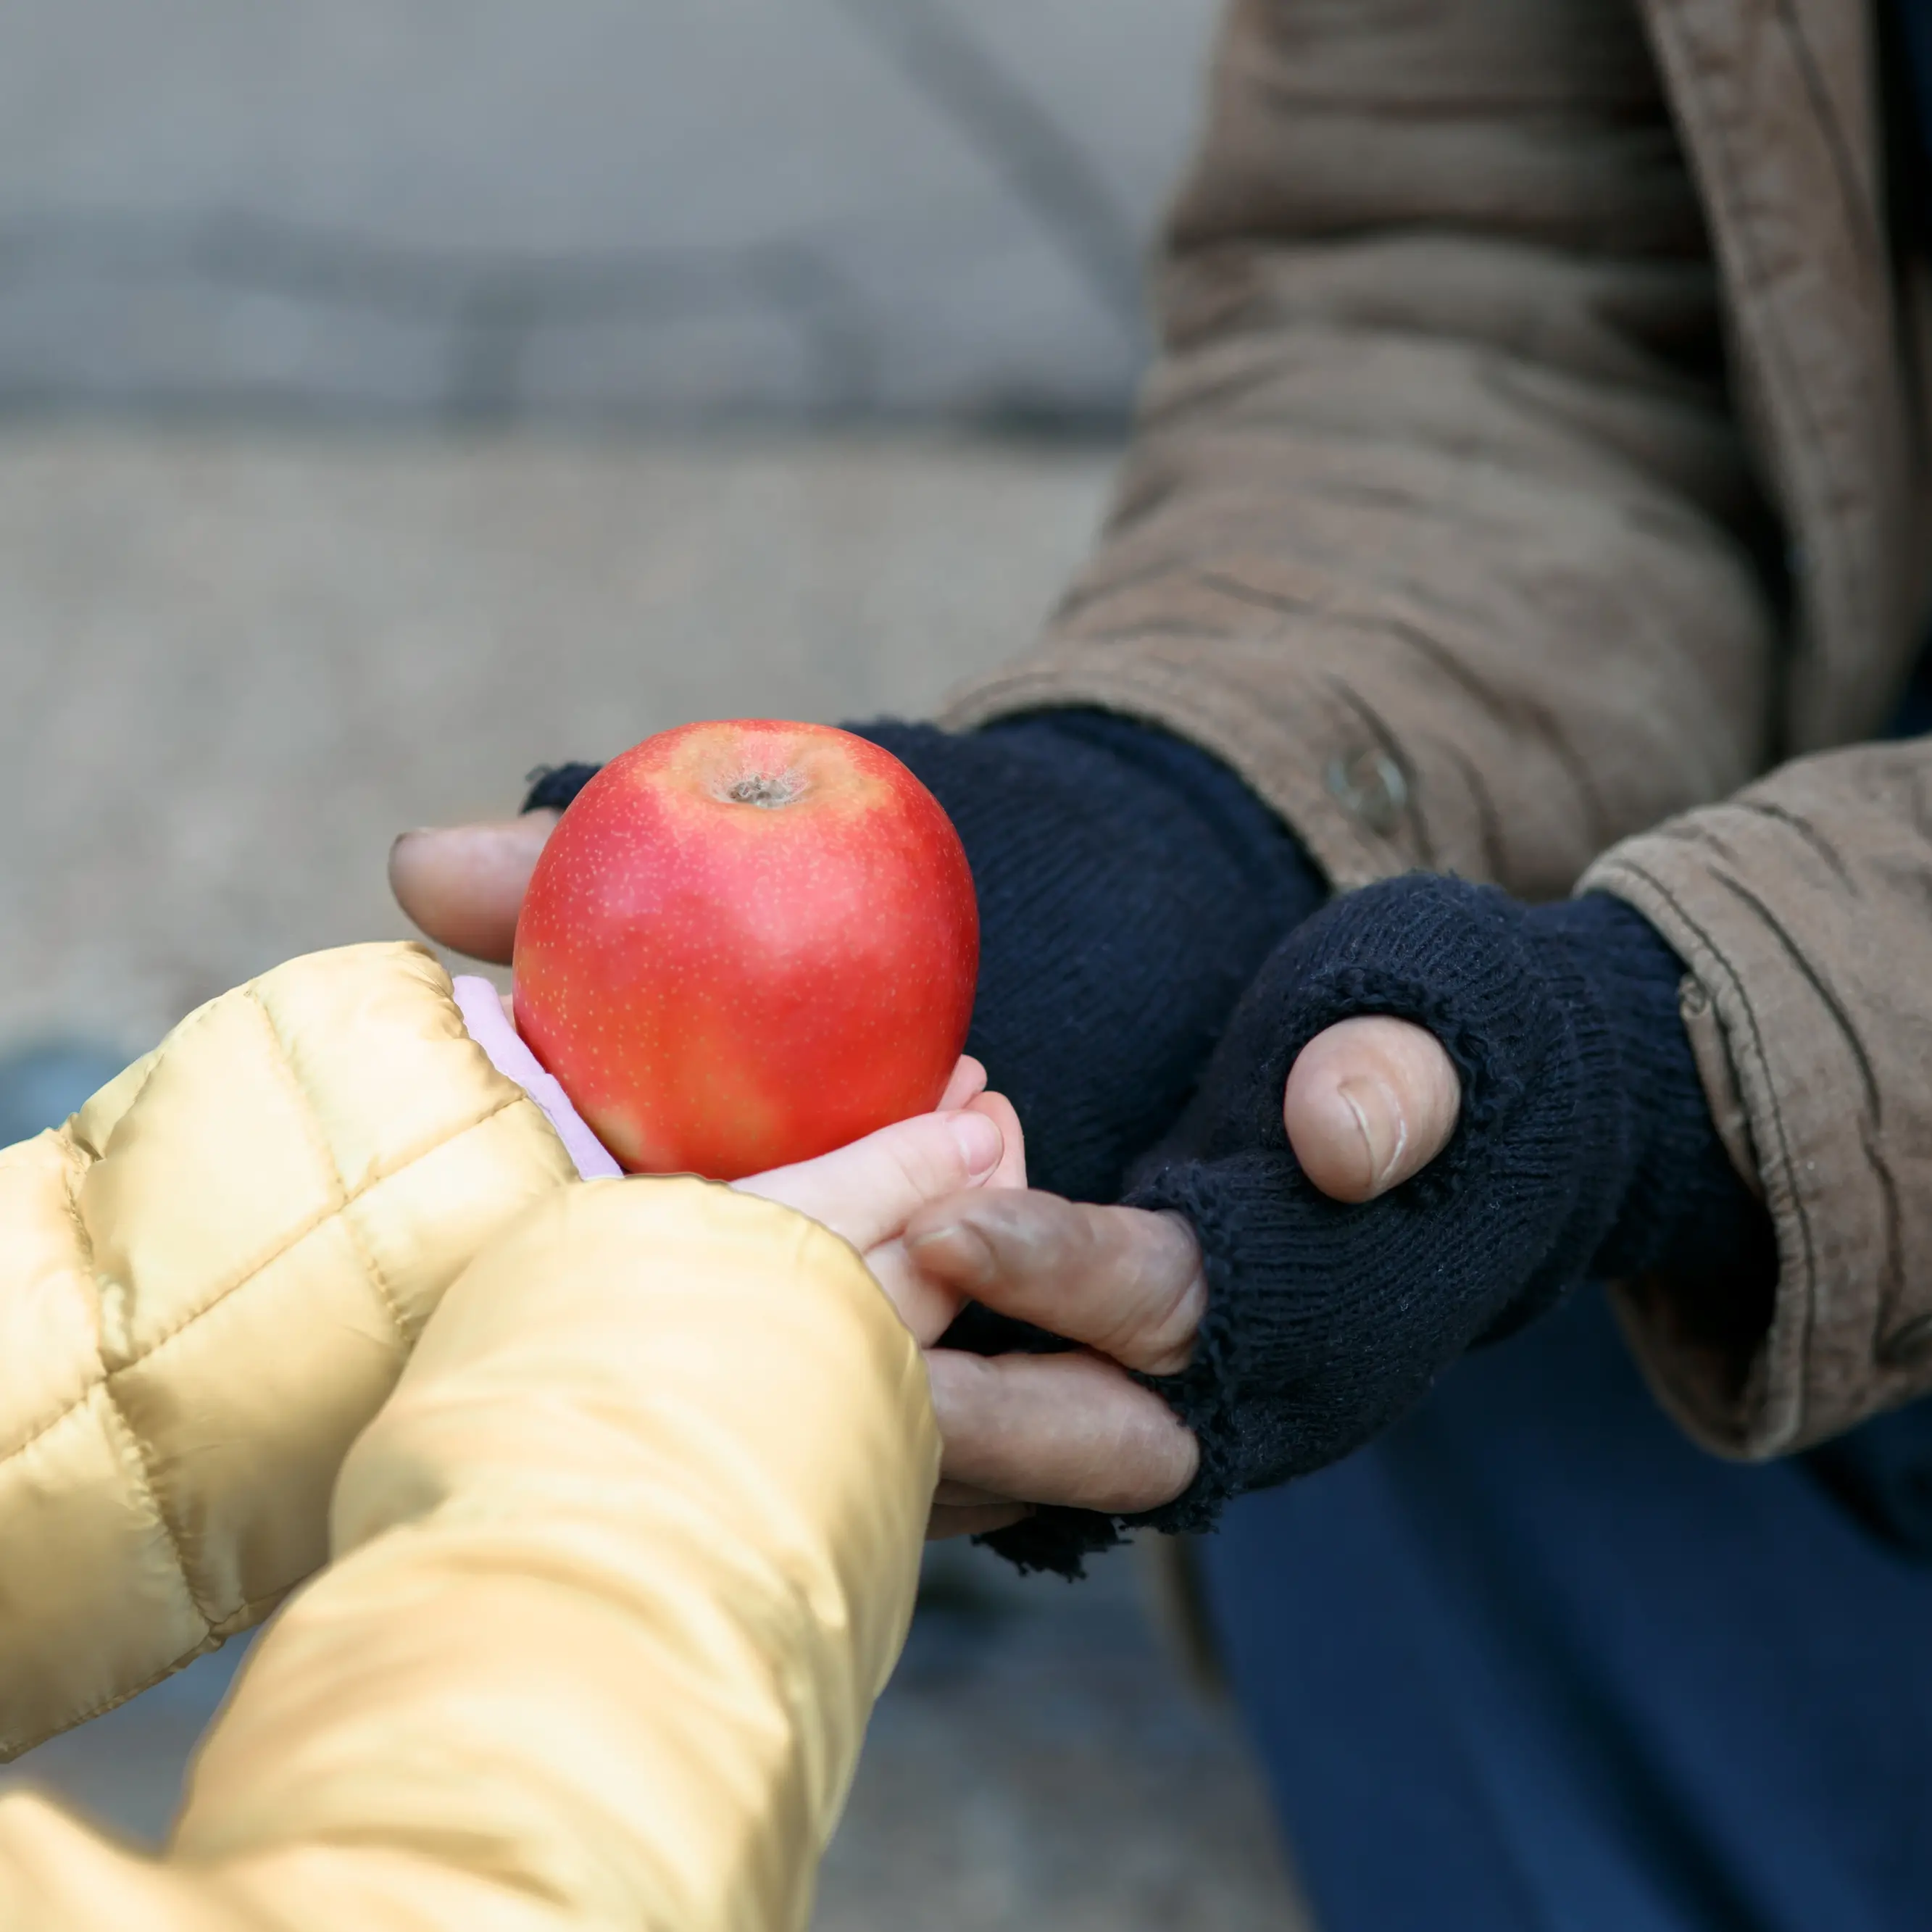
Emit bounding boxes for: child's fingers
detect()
[965,1088,1028,1191]
[736,1106,1007,1257]
[850,1236,966,1347]
[937,1055,989,1111]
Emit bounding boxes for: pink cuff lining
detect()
[454,975,623,1181]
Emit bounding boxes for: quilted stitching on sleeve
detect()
[0,944,578,1760]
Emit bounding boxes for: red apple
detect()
[512,719,979,1180]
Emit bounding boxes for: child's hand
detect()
[457,980,1023,1338]
[736,1057,1027,1346]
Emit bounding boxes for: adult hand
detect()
[394,790,1467,1541]
[904,1014,1461,1541]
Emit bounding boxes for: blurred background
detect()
[0,2,1308,1924]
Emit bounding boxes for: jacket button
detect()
[1879,1313,1932,1370]
[1325,746,1408,836]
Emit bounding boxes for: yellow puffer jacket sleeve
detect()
[0,941,578,1760]
[0,1180,939,1932]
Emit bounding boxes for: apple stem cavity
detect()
[725,772,802,810]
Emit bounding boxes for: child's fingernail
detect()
[948,1109,1003,1180]
[1336,1077,1408,1195]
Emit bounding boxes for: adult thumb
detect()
[1283,1015,1462,1203]
[390,814,557,964]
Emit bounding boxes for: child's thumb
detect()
[736,1096,1017,1254]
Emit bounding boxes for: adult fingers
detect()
[904,1191,1204,1376]
[928,1502,1032,1541]
[933,1478,1019,1509]
[389,815,556,964]
[1283,1014,1462,1204]
[924,1348,1199,1515]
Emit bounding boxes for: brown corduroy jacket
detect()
[943,0,1932,1460]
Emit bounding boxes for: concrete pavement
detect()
[0,0,1216,423]
[0,425,1109,1054]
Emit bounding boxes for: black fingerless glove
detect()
[523,764,601,814]
[525,715,1328,1203]
[1123,875,1777,1538]
[525,757,1775,1578]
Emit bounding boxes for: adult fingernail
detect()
[948,1109,1004,1180]
[388,829,453,872]
[1336,1076,1408,1195]
[905,1217,996,1288]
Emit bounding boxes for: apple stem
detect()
[726,773,801,809]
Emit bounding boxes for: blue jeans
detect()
[1202,1287,1932,1931]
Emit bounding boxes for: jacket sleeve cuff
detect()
[164,1181,936,1931]
[1581,769,1926,1459]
